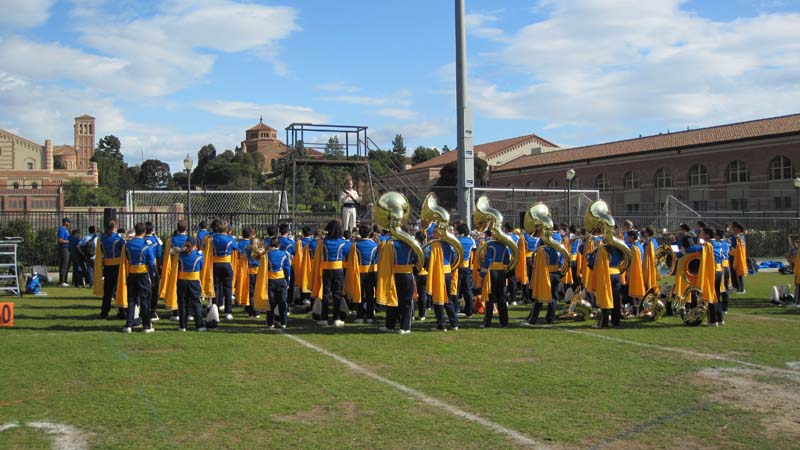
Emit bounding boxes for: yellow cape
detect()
[309,238,324,300]
[733,235,747,277]
[376,240,397,307]
[234,249,250,306]
[92,240,104,298]
[699,242,717,303]
[562,240,574,285]
[582,239,595,293]
[115,245,128,308]
[530,246,552,302]
[344,244,361,303]
[253,253,269,311]
[426,241,448,305]
[626,245,646,298]
[200,235,215,298]
[642,241,658,291]
[515,235,528,285]
[590,246,612,309]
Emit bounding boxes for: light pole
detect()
[794,177,800,218]
[183,154,193,230]
[566,169,576,225]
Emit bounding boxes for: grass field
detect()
[1,272,800,450]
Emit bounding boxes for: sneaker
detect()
[353,318,364,324]
[280,324,287,329]
[317,320,329,326]
[151,312,159,321]
[144,327,155,333]
[479,324,487,328]
[417,316,426,322]
[187,315,194,321]
[122,327,132,333]
[378,326,395,333]
[255,314,261,319]
[197,327,207,332]
[720,321,726,326]
[60,283,69,287]
[170,315,179,321]
[179,328,186,332]
[333,320,345,327]
[225,314,233,321]
[268,324,275,329]
[399,329,411,335]
[519,321,534,327]
[432,326,447,332]
[738,290,746,294]
[366,318,374,324]
[511,301,518,306]
[452,326,459,331]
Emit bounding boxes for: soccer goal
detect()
[471,187,600,227]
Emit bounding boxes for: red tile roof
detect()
[408,133,557,172]
[497,113,800,172]
[53,145,75,155]
[248,121,277,132]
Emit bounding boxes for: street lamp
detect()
[183,154,193,229]
[566,169,576,224]
[794,177,800,218]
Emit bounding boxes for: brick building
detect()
[490,114,800,216]
[240,117,323,172]
[0,115,99,212]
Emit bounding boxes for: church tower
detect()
[74,115,95,171]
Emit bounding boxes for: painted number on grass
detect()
[0,302,12,327]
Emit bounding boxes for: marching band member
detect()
[426,226,459,331]
[684,228,720,326]
[236,227,261,318]
[96,219,126,320]
[729,222,747,294]
[587,229,623,329]
[414,231,430,321]
[376,226,419,334]
[623,229,646,316]
[311,220,349,327]
[717,229,731,315]
[349,224,378,323]
[503,222,519,305]
[641,227,658,292]
[176,236,205,331]
[568,225,581,289]
[211,222,237,320]
[159,221,190,322]
[144,222,162,321]
[480,229,511,328]
[121,223,156,333]
[712,229,728,324]
[293,225,315,307]
[266,237,291,328]
[456,223,476,318]
[521,229,539,304]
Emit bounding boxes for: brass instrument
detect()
[247,237,266,258]
[474,195,518,271]
[640,244,675,321]
[583,200,631,274]
[559,286,595,321]
[420,192,463,271]
[654,244,676,277]
[673,252,706,326]
[523,202,570,275]
[374,191,424,270]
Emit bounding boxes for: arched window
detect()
[688,164,708,186]
[595,173,609,192]
[655,168,672,188]
[546,178,557,189]
[12,182,19,189]
[725,161,749,184]
[623,171,639,189]
[31,182,38,189]
[769,156,793,180]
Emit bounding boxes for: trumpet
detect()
[420,192,463,271]
[374,191,424,271]
[474,195,518,272]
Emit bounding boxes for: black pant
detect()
[71,255,83,287]
[485,270,509,327]
[126,273,152,329]
[434,272,458,329]
[268,278,288,326]
[213,263,233,314]
[321,269,345,323]
[505,270,517,303]
[101,265,120,316]
[177,279,203,329]
[457,267,473,316]
[416,274,429,318]
[610,274,622,326]
[359,272,376,319]
[721,267,731,312]
[58,246,70,284]
[248,273,257,315]
[529,272,560,324]
[82,259,94,287]
[523,259,533,304]
[386,273,414,331]
[149,270,160,312]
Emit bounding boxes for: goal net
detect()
[124,190,287,232]
[471,188,600,227]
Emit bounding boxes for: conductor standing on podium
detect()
[340,177,361,231]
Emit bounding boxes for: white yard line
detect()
[280,331,548,449]
[562,329,800,377]
[27,422,88,450]
[726,312,800,323]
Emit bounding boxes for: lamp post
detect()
[183,154,193,229]
[566,169,576,225]
[794,177,800,218]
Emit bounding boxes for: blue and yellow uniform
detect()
[354,238,378,320]
[425,238,459,330]
[279,235,295,256]
[320,237,349,324]
[719,238,731,312]
[389,239,418,331]
[99,232,125,318]
[522,232,540,304]
[266,247,292,327]
[144,234,163,314]
[457,234,476,316]
[212,233,237,314]
[177,248,204,330]
[587,236,625,327]
[481,238,511,327]
[197,228,209,244]
[123,236,156,330]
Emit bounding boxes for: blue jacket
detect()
[482,240,509,272]
[212,234,237,257]
[267,248,292,278]
[279,235,295,256]
[125,237,156,272]
[320,238,348,263]
[178,249,204,274]
[100,232,125,261]
[354,239,378,265]
[393,240,419,266]
[458,236,476,264]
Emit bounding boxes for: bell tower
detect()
[74,115,95,171]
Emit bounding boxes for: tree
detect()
[442,144,451,153]
[91,134,131,201]
[63,178,118,206]
[191,144,217,185]
[387,134,407,172]
[411,146,440,165]
[95,135,123,160]
[324,136,344,159]
[432,158,488,211]
[138,159,172,189]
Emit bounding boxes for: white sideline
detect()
[563,329,800,377]
[726,312,800,323]
[280,331,548,449]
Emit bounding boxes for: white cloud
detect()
[465,11,506,41]
[193,100,329,127]
[374,108,417,120]
[0,0,55,30]
[469,0,800,138]
[316,82,361,93]
[321,88,413,107]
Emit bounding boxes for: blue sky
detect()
[1,0,798,172]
